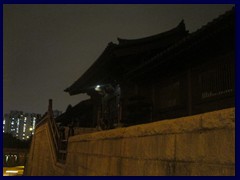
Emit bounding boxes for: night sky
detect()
[3,4,234,115]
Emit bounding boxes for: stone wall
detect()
[25,120,64,176]
[26,108,235,176]
[63,127,98,140]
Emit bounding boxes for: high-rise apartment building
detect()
[3,111,42,140]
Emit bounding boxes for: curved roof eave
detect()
[117,20,187,46]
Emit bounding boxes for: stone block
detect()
[67,142,77,153]
[65,170,76,176]
[175,162,192,176]
[201,108,235,129]
[108,157,121,176]
[120,158,145,176]
[97,156,111,175]
[156,134,175,160]
[86,155,110,175]
[120,138,139,158]
[83,141,90,154]
[175,161,235,176]
[97,140,104,155]
[76,154,88,169]
[143,160,168,176]
[136,136,156,159]
[77,166,87,176]
[86,155,96,174]
[110,139,122,157]
[102,139,113,156]
[65,153,73,165]
[176,132,204,161]
[122,115,201,137]
[201,129,235,164]
[190,163,235,176]
[76,141,83,154]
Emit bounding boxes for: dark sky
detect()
[3,4,234,115]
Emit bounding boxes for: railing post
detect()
[48,99,53,115]
[47,99,68,163]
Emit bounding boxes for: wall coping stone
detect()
[69,108,235,142]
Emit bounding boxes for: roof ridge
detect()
[117,19,188,45]
[192,6,234,35]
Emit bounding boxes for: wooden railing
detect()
[48,111,67,163]
[35,100,67,164]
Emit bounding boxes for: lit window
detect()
[23,124,26,132]
[5,155,9,162]
[14,155,17,161]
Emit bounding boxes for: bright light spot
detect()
[23,124,26,132]
[6,170,18,173]
[29,127,33,131]
[3,166,24,176]
[95,85,101,91]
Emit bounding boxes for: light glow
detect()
[6,170,18,173]
[95,85,101,91]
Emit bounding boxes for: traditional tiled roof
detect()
[117,20,187,46]
[65,20,189,95]
[65,7,234,95]
[123,7,235,80]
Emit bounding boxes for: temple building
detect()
[62,8,235,130]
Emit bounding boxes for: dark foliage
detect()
[3,133,31,149]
